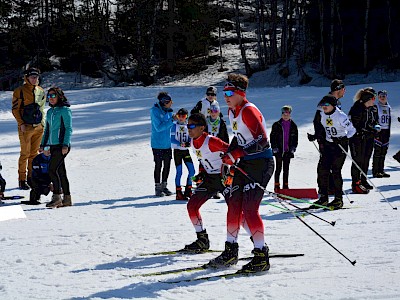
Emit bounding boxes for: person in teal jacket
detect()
[40,87,73,208]
[151,91,176,197]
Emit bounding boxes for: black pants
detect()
[49,145,70,195]
[152,148,172,184]
[274,152,291,185]
[350,135,374,184]
[372,129,390,174]
[30,177,51,201]
[318,141,347,198]
[0,173,6,193]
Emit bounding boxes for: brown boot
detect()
[46,194,63,208]
[274,182,280,192]
[62,195,72,207]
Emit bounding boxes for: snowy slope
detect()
[0,82,400,299]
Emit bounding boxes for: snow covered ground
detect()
[0,81,400,299]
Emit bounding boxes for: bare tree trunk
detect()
[234,0,251,75]
[281,0,288,63]
[270,0,278,64]
[329,0,335,77]
[217,0,224,71]
[318,0,326,75]
[335,1,344,75]
[260,0,268,67]
[255,0,265,70]
[167,0,175,73]
[386,0,393,58]
[363,0,370,70]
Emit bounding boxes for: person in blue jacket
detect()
[151,92,177,197]
[40,87,73,208]
[21,147,52,205]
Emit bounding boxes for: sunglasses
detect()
[224,90,235,97]
[281,110,291,114]
[210,109,220,113]
[379,94,387,97]
[206,93,216,96]
[187,123,203,129]
[47,94,57,99]
[177,114,188,118]
[321,103,331,107]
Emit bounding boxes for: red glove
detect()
[222,152,236,166]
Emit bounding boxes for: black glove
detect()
[307,133,316,142]
[331,136,348,144]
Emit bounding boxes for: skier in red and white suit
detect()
[181,113,229,253]
[207,73,274,273]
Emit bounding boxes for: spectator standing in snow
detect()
[270,105,298,192]
[151,92,176,197]
[0,161,6,201]
[40,87,73,208]
[11,67,46,190]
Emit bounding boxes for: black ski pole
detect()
[232,165,336,226]
[337,143,397,210]
[233,164,355,265]
[294,212,356,266]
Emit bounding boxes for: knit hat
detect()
[24,68,40,77]
[318,94,337,107]
[378,90,387,97]
[177,108,188,115]
[210,101,220,112]
[281,105,292,113]
[206,86,217,95]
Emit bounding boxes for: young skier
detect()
[190,86,218,118]
[270,105,298,191]
[21,147,52,205]
[181,113,229,252]
[206,101,229,143]
[206,101,229,199]
[308,95,356,210]
[207,73,274,273]
[170,108,195,200]
[372,90,391,178]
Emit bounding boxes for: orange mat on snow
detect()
[275,188,318,200]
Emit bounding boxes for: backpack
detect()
[20,90,43,125]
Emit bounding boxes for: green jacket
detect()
[41,106,72,147]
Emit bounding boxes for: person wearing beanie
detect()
[11,67,46,190]
[372,90,391,178]
[151,91,176,197]
[170,108,195,200]
[205,100,229,199]
[207,73,274,273]
[270,105,298,192]
[40,87,73,208]
[309,94,338,195]
[308,96,356,210]
[190,86,219,118]
[329,79,346,109]
[348,89,380,194]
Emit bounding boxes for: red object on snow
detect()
[275,188,318,200]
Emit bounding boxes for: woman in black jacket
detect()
[270,105,298,191]
[348,89,380,194]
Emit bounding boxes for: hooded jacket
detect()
[12,76,46,126]
[150,102,174,149]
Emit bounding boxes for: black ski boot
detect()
[328,197,343,210]
[21,189,41,205]
[309,194,328,209]
[182,229,210,252]
[206,241,238,268]
[239,246,270,273]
